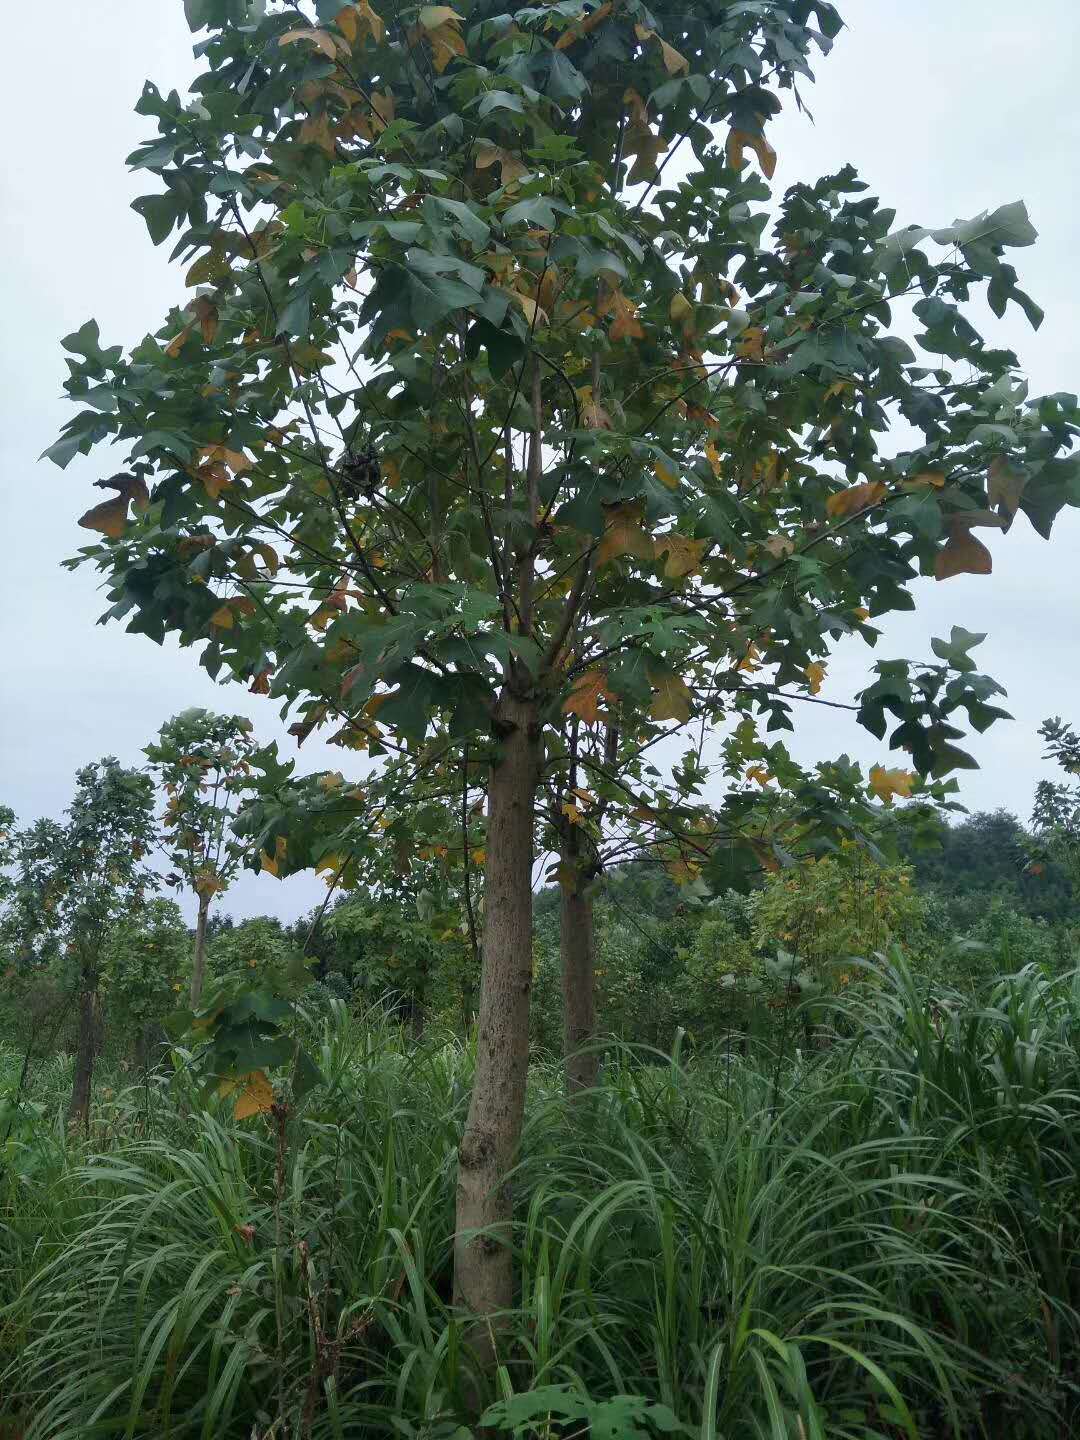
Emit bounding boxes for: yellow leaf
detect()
[633,22,689,76]
[746,764,772,787]
[77,501,131,541]
[734,326,764,361]
[725,128,777,178]
[705,439,722,476]
[316,853,345,883]
[581,395,613,430]
[278,27,339,59]
[869,765,916,805]
[260,835,288,877]
[648,667,691,723]
[988,455,1025,521]
[336,4,359,41]
[667,857,701,886]
[165,323,193,358]
[470,847,486,866]
[318,771,344,790]
[622,87,649,127]
[653,459,679,490]
[476,145,527,186]
[338,0,384,45]
[623,122,667,183]
[653,532,706,579]
[908,470,946,489]
[504,289,548,329]
[78,475,150,539]
[232,1070,275,1120]
[194,869,225,898]
[825,480,886,519]
[554,1,612,50]
[563,669,611,726]
[416,8,466,71]
[210,604,235,629]
[561,802,583,825]
[300,111,336,155]
[610,290,642,341]
[199,444,251,474]
[193,296,218,345]
[804,661,826,696]
[669,292,695,332]
[198,463,231,501]
[597,501,653,567]
[419,4,463,26]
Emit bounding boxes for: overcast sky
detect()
[2,2,1079,921]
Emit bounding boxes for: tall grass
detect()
[1,963,1078,1437]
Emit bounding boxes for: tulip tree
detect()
[145,706,259,1006]
[53,0,1080,1364]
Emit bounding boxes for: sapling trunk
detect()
[190,893,210,1010]
[561,839,598,1096]
[67,974,98,1131]
[453,693,538,1371]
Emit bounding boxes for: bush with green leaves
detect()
[755,849,924,980]
[206,915,299,991]
[323,893,474,1032]
[102,897,192,1064]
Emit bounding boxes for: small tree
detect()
[146,708,258,1007]
[11,763,157,1125]
[52,0,1080,1369]
[1030,717,1080,900]
[105,897,191,1069]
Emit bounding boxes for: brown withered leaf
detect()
[934,515,998,580]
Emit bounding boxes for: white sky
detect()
[2,2,1079,920]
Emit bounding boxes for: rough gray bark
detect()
[561,849,598,1096]
[190,893,210,1010]
[453,693,538,1369]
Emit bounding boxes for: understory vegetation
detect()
[2,800,1077,1438]
[1,956,1078,1438]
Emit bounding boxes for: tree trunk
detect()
[67,977,98,1131]
[561,846,598,1096]
[453,694,538,1371]
[191,893,210,1010]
